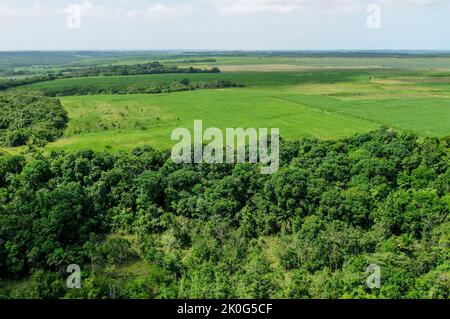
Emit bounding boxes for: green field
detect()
[47,90,378,151]
[3,55,450,152]
[20,69,445,152]
[1,52,450,300]
[71,55,450,71]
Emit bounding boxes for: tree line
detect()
[38,79,244,97]
[58,62,220,78]
[0,62,221,92]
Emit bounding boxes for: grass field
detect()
[82,55,450,71]
[2,54,449,152]
[21,67,446,152]
[47,89,379,151]
[20,69,382,91]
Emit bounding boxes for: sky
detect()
[0,0,449,51]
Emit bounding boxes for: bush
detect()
[0,95,68,147]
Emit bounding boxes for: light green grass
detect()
[47,88,379,152]
[75,56,450,70]
[41,68,450,152]
[18,69,372,92]
[8,67,450,153]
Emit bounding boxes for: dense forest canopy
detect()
[0,128,448,298]
[0,95,68,147]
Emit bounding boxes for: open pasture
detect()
[34,67,450,152]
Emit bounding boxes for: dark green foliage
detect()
[38,80,244,97]
[0,75,57,91]
[0,128,448,299]
[177,59,217,63]
[58,62,220,78]
[0,62,220,92]
[0,95,68,147]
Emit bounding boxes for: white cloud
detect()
[0,2,194,20]
[216,0,450,15]
[379,0,447,6]
[127,4,194,19]
[0,3,56,19]
[216,0,364,15]
[0,0,448,21]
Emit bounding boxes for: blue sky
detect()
[0,0,449,50]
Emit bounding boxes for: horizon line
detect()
[2,49,450,53]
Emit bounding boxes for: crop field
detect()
[2,55,450,153]
[188,56,450,72]
[17,66,446,152]
[47,89,378,151]
[75,55,450,71]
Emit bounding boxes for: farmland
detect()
[0,51,449,300]
[8,63,448,152]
